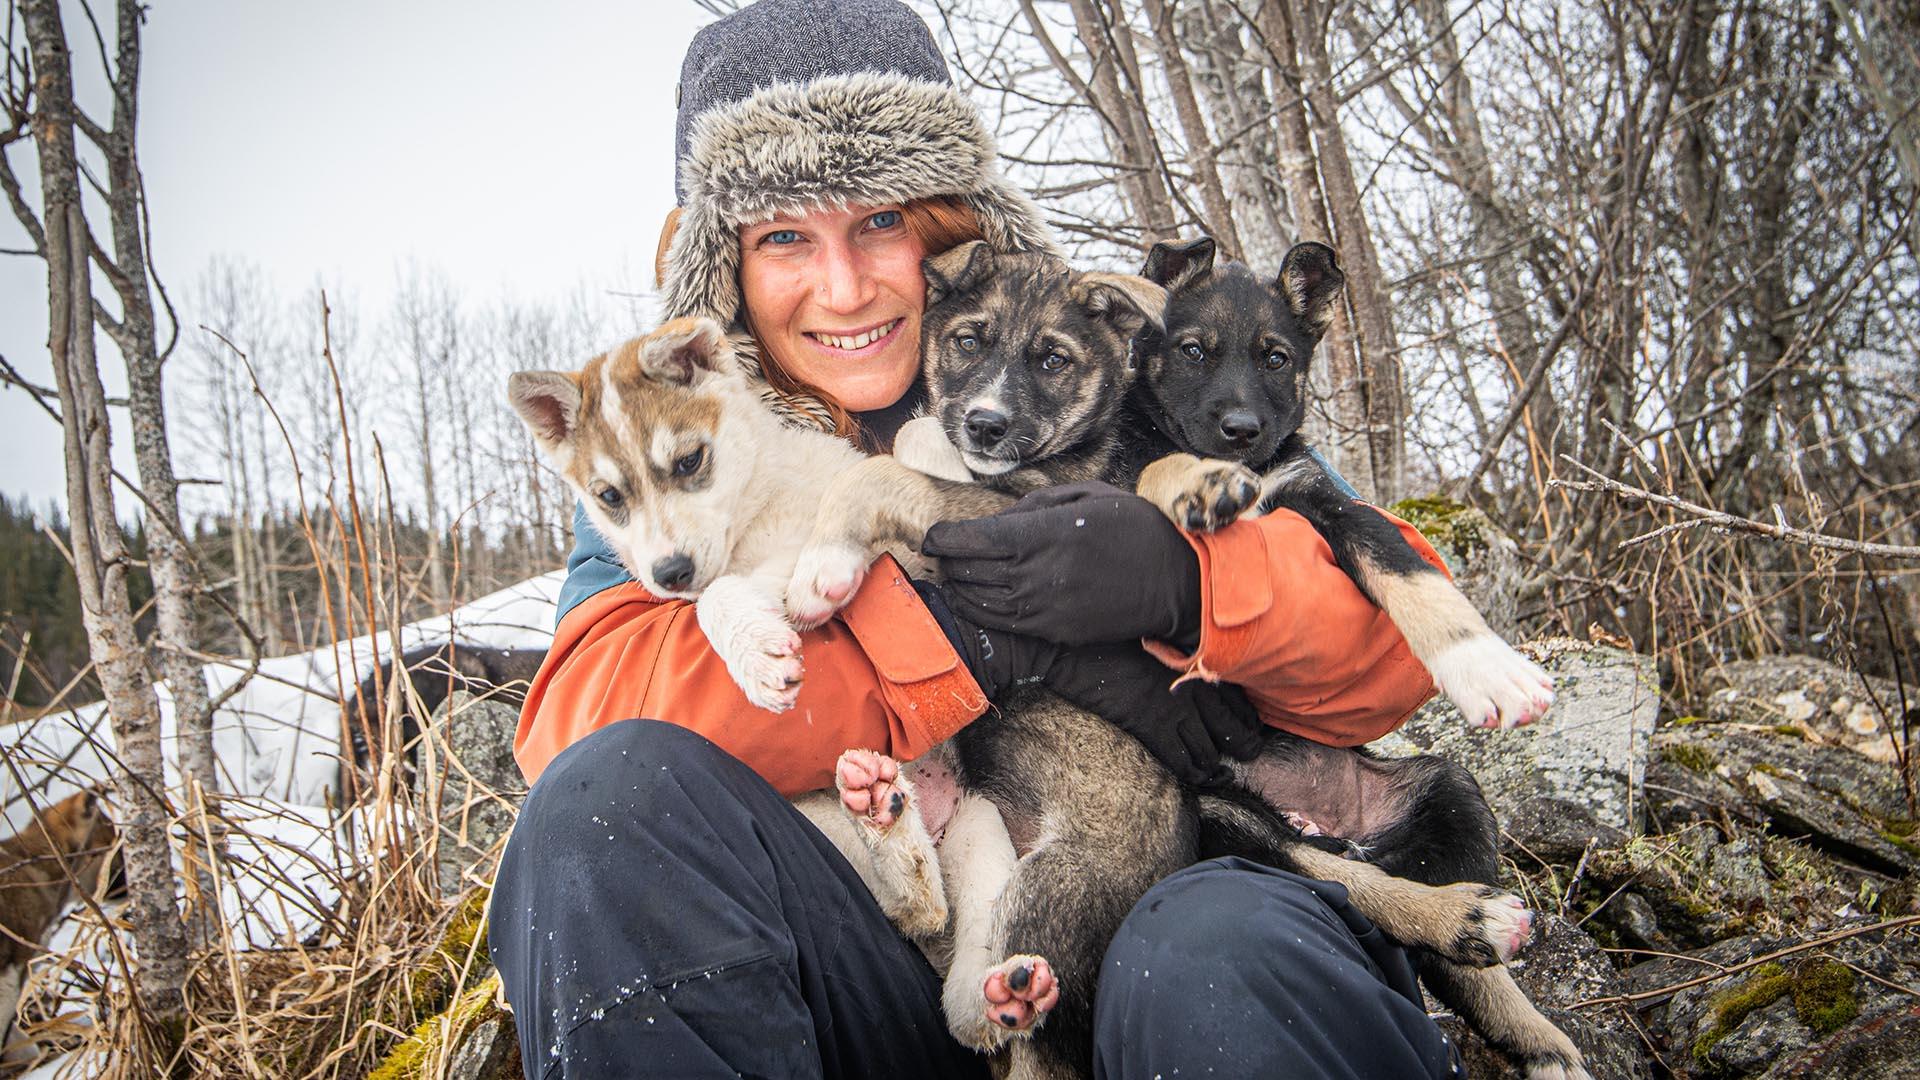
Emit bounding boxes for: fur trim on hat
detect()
[660,72,1059,430]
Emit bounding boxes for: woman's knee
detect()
[1108,858,1347,973]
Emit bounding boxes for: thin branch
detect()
[1553,457,1920,561]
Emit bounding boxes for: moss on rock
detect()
[1693,963,1791,1066]
[1388,495,1493,559]
[1665,743,1718,774]
[1789,960,1858,1036]
[369,975,503,1080]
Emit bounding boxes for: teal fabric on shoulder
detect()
[1307,448,1362,501]
[556,501,634,626]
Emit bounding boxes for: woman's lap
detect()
[491,719,1453,1079]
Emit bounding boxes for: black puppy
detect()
[1129,237,1587,1079]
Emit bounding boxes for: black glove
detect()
[1041,642,1263,787]
[914,580,1058,701]
[917,582,1258,786]
[921,482,1203,651]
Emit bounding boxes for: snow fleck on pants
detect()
[490,719,1459,1079]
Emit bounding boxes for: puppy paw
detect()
[786,542,871,629]
[836,748,908,832]
[1435,884,1533,967]
[1170,460,1262,532]
[1427,635,1556,730]
[982,955,1057,1035]
[728,619,804,712]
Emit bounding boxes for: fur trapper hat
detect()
[665,0,1059,429]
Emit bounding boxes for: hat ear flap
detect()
[1142,236,1216,292]
[1275,242,1346,337]
[924,240,995,307]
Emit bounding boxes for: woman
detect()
[491,1,1460,1076]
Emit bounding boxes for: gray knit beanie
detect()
[674,0,951,204]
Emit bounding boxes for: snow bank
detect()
[2,571,562,831]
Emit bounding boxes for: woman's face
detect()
[738,203,927,412]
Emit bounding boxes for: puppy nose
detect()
[1220,410,1263,447]
[964,407,1010,448]
[651,554,695,591]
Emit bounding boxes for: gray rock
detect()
[1387,640,1655,831]
[1703,655,1915,767]
[1647,726,1917,876]
[1503,795,1629,865]
[1625,924,1920,1079]
[416,691,526,898]
[446,1013,519,1080]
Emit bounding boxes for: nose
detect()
[651,554,695,592]
[964,407,1010,448]
[1220,410,1263,447]
[817,236,878,314]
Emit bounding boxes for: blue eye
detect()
[765,229,799,245]
[868,210,902,230]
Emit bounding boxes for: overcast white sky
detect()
[0,1,710,512]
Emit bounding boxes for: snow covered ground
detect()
[1,570,561,832]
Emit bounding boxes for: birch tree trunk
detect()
[92,3,221,927]
[1284,0,1407,501]
[1255,0,1372,489]
[1140,0,1243,256]
[18,0,189,1025]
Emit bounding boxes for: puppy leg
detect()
[696,574,804,712]
[937,794,1045,1052]
[893,415,975,482]
[834,750,949,940]
[1421,961,1591,1080]
[787,456,1013,628]
[1135,453,1263,531]
[1260,449,1554,729]
[1287,845,1533,968]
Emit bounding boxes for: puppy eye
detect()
[955,333,980,353]
[595,486,624,508]
[1179,341,1205,364]
[672,447,706,477]
[1040,350,1072,372]
[1264,349,1288,370]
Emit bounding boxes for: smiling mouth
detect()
[805,318,904,355]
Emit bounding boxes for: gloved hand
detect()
[913,580,1058,701]
[921,482,1204,651]
[1041,642,1263,787]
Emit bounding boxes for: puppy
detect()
[0,790,117,1053]
[786,245,1563,1078]
[1125,236,1587,1078]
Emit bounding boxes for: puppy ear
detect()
[507,369,584,454]
[1073,272,1168,338]
[1141,236,1216,292]
[924,240,995,306]
[639,316,730,386]
[1275,242,1346,335]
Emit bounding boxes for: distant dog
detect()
[782,245,1567,1078]
[0,790,117,1053]
[341,642,547,780]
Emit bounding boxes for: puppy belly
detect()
[905,757,962,843]
[1233,743,1412,841]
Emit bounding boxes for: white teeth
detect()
[814,320,896,351]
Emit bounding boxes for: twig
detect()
[1570,915,1920,1008]
[1552,457,1920,561]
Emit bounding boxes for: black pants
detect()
[491,719,1459,1079]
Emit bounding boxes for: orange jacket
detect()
[514,505,1446,796]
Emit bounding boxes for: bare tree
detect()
[2,0,189,1026]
